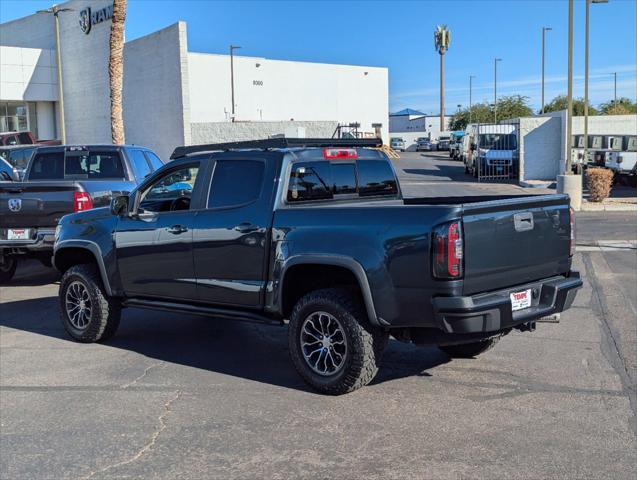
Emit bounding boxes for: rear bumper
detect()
[432,271,582,334]
[0,228,56,253]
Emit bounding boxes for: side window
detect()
[356,160,398,197]
[128,149,152,180]
[9,150,24,168]
[144,151,164,170]
[29,152,64,179]
[208,160,265,208]
[0,160,13,180]
[17,132,33,144]
[139,164,199,213]
[288,162,332,202]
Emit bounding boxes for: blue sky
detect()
[1,0,636,114]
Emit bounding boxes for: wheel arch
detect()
[278,255,381,326]
[54,241,113,296]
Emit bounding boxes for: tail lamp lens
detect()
[433,221,464,279]
[323,148,358,159]
[569,207,575,256]
[73,192,93,212]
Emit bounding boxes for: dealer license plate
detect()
[510,289,532,311]
[7,228,30,240]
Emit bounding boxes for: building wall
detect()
[512,115,563,181]
[188,53,389,142]
[572,114,637,135]
[389,115,426,132]
[0,12,54,49]
[191,121,338,146]
[123,22,190,161]
[0,46,58,102]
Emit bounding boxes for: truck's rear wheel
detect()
[0,256,17,284]
[288,288,387,395]
[59,264,121,343]
[439,336,501,358]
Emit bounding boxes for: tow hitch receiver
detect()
[515,321,536,332]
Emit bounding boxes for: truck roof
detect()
[170,138,383,160]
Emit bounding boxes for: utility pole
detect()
[565,0,574,174]
[541,26,552,114]
[612,72,617,105]
[469,75,475,124]
[37,5,72,143]
[584,0,608,168]
[229,45,241,122]
[494,58,501,123]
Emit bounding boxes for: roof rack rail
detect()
[170,137,383,159]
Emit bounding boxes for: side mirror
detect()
[110,195,129,216]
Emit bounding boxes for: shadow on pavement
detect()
[0,295,450,393]
[7,260,60,287]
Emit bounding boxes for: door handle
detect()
[166,225,188,234]
[234,222,258,233]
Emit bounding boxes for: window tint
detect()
[0,159,13,180]
[128,149,152,180]
[208,160,265,208]
[357,160,398,197]
[140,165,199,213]
[64,151,125,179]
[144,151,164,170]
[29,152,64,179]
[17,132,33,144]
[15,147,35,169]
[288,162,332,202]
[331,163,357,194]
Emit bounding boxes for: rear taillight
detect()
[323,148,358,159]
[433,220,464,279]
[569,207,575,256]
[73,192,93,212]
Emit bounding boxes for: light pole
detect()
[457,104,461,114]
[469,75,475,124]
[612,72,617,105]
[229,45,241,122]
[583,0,608,169]
[37,5,72,143]
[494,58,501,123]
[565,0,574,174]
[541,26,552,114]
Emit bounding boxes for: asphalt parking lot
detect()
[1,151,636,479]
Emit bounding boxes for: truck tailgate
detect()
[0,181,80,228]
[462,194,571,295]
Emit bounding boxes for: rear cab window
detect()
[28,149,126,180]
[287,158,398,203]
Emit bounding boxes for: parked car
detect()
[53,138,582,395]
[0,157,19,182]
[464,124,519,178]
[449,131,465,160]
[0,144,164,282]
[416,137,432,151]
[605,135,637,185]
[0,131,60,146]
[390,137,406,152]
[0,144,39,180]
[437,134,451,151]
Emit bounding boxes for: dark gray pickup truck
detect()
[53,138,582,394]
[0,145,163,282]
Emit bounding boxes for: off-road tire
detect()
[59,264,121,343]
[288,288,388,395]
[0,256,17,284]
[439,336,501,358]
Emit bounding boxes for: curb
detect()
[581,202,637,212]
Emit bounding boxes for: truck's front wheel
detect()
[439,336,501,358]
[288,288,387,395]
[59,264,121,343]
[0,256,17,284]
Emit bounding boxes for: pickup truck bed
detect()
[52,138,582,394]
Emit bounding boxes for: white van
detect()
[463,124,518,178]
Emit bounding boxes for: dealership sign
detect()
[79,4,114,35]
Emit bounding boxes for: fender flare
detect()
[279,255,384,326]
[54,240,113,296]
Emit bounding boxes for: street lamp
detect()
[229,45,241,122]
[469,75,476,124]
[494,58,502,123]
[583,0,608,170]
[541,26,552,114]
[36,5,73,144]
[457,104,461,113]
[612,72,617,105]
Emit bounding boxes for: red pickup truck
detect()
[0,131,60,147]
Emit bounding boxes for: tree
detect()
[599,97,637,115]
[109,0,127,144]
[434,25,451,131]
[448,95,533,131]
[542,95,598,116]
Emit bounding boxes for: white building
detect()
[0,0,389,160]
[389,108,451,150]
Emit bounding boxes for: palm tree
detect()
[434,25,451,131]
[109,0,127,144]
